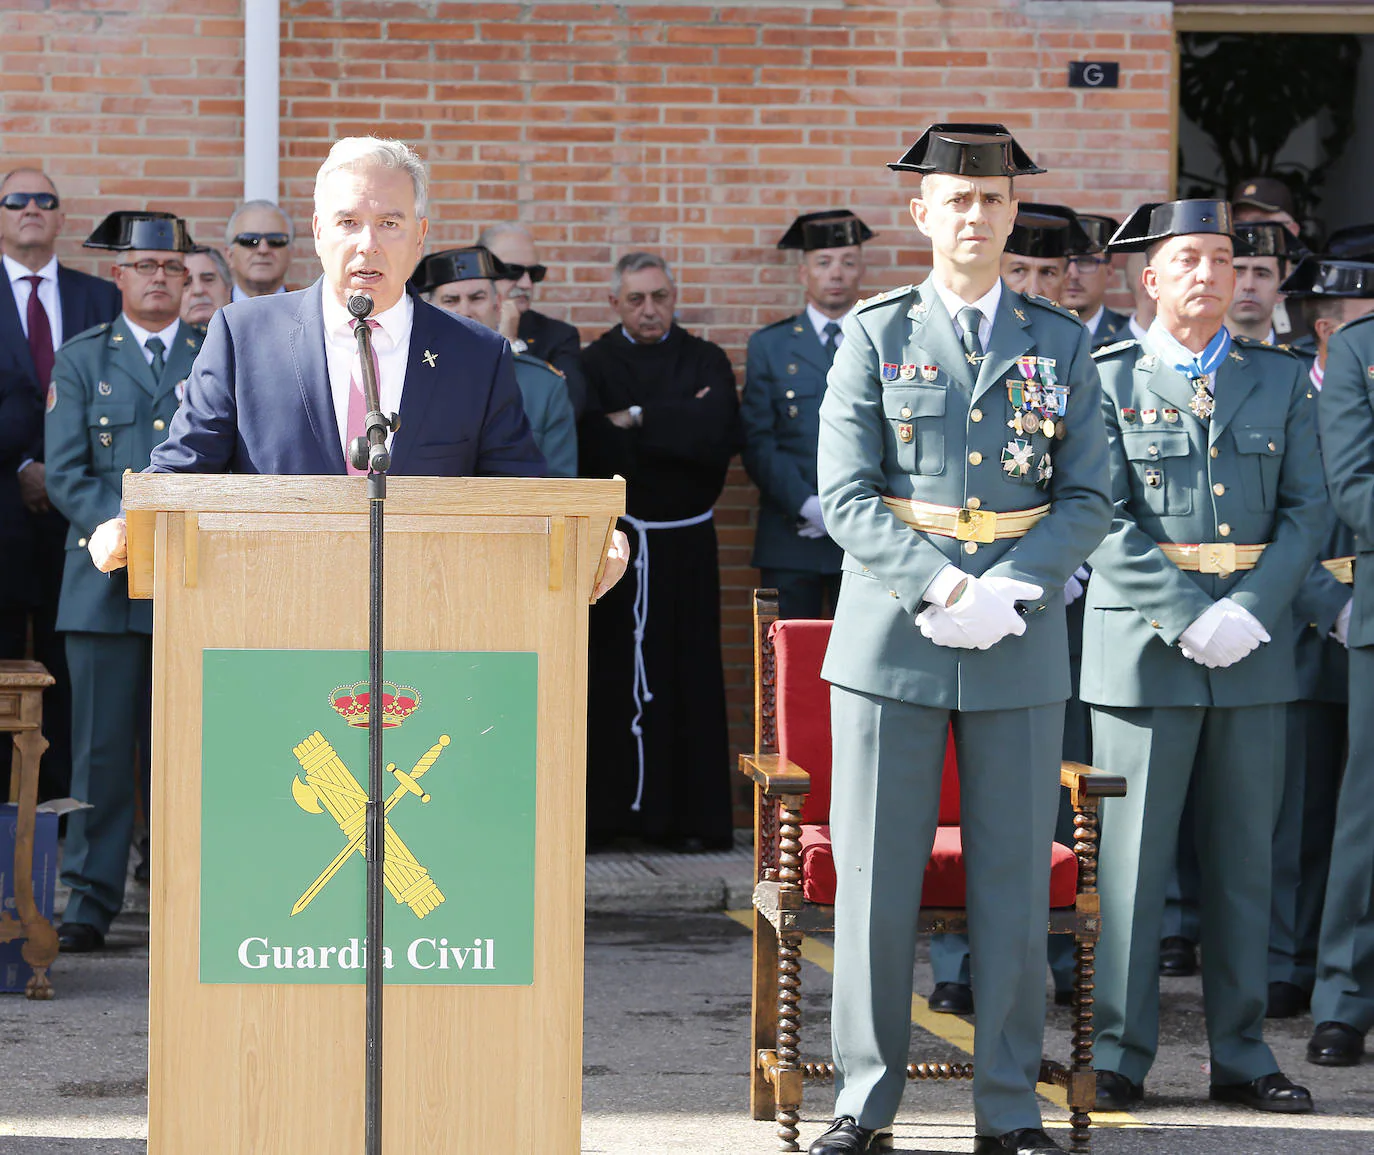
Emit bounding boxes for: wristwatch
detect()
[628,405,643,426]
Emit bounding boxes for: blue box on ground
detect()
[0,803,59,993]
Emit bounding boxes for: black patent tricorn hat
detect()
[1107,200,1251,255]
[1075,214,1120,254]
[1279,255,1374,300]
[1004,204,1096,260]
[83,211,193,252]
[1233,220,1303,259]
[888,122,1046,177]
[410,246,506,294]
[777,209,875,252]
[1326,223,1374,261]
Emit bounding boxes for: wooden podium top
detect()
[123,473,626,601]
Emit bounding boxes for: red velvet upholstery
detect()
[799,824,1080,908]
[771,618,1078,910]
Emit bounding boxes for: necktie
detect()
[822,321,841,363]
[145,336,166,380]
[22,275,54,391]
[957,305,983,363]
[346,319,381,475]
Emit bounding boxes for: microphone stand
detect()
[347,292,398,1155]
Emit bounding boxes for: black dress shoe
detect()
[1266,980,1310,1019]
[1095,1069,1144,1111]
[928,981,974,1015]
[57,922,105,953]
[972,1128,1064,1154]
[808,1116,886,1154]
[1209,1071,1313,1113]
[1307,1021,1365,1067]
[1158,936,1198,977]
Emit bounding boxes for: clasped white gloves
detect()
[1333,599,1353,647]
[797,495,827,539]
[916,573,1044,650]
[1178,597,1270,669]
[1064,565,1090,606]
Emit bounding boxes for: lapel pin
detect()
[921,364,938,381]
[900,363,917,380]
[881,362,900,381]
[422,349,438,368]
[1121,407,1137,423]
[897,422,913,443]
[1142,408,1158,424]
[98,381,112,396]
[1163,408,1180,423]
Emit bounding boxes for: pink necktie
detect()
[345,319,380,475]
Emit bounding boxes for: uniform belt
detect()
[1322,555,1355,585]
[1158,542,1267,574]
[880,497,1050,543]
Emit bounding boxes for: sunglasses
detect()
[500,262,547,284]
[1,191,60,211]
[232,232,291,249]
[117,259,188,277]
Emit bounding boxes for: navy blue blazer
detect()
[0,263,121,462]
[151,278,545,476]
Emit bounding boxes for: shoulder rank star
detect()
[422,349,438,368]
[1001,438,1034,478]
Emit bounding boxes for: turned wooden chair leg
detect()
[1068,801,1102,1149]
[752,906,781,1122]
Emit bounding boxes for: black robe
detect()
[579,324,743,847]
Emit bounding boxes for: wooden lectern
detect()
[124,474,624,1154]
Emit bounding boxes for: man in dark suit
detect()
[0,368,42,662]
[480,222,588,418]
[0,167,121,798]
[85,139,629,595]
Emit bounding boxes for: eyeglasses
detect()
[117,259,188,277]
[0,191,60,211]
[500,262,547,284]
[232,232,291,249]
[1066,254,1111,269]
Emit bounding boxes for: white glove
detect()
[88,516,129,573]
[1064,565,1090,606]
[1333,599,1353,647]
[797,495,827,539]
[917,574,1043,650]
[1178,598,1270,669]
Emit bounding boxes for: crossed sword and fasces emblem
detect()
[289,731,450,918]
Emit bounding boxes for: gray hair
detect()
[188,245,232,286]
[224,199,294,245]
[477,222,531,249]
[0,167,57,196]
[314,137,428,221]
[612,251,675,297]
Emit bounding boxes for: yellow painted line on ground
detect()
[723,910,1145,1129]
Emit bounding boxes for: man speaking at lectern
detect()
[85,137,629,595]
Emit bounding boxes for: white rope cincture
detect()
[619,509,715,812]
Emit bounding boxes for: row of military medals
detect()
[1003,355,1064,490]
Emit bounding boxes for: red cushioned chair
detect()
[740,591,1126,1152]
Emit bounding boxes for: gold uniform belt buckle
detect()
[955,508,997,544]
[1198,542,1237,575]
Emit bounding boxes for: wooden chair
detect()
[739,591,1126,1151]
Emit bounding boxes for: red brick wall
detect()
[2,1,1175,819]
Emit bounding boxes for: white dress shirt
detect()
[3,252,63,348]
[122,315,183,367]
[930,277,1001,351]
[321,290,412,459]
[805,301,849,348]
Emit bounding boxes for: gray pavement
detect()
[3,850,1372,1153]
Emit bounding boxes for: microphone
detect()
[347,292,391,474]
[348,293,374,320]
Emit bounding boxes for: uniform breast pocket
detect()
[1232,426,1284,513]
[882,387,946,476]
[86,403,138,473]
[1122,427,1192,516]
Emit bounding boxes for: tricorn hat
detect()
[1004,204,1096,260]
[1279,255,1374,300]
[1325,223,1374,262]
[888,123,1046,177]
[777,210,875,252]
[410,246,506,295]
[83,211,193,252]
[1107,200,1251,255]
[1233,220,1303,260]
[1075,214,1120,254]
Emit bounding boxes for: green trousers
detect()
[1091,703,1284,1085]
[1312,646,1374,1029]
[828,686,1062,1136]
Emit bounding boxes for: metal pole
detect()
[242,0,280,202]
